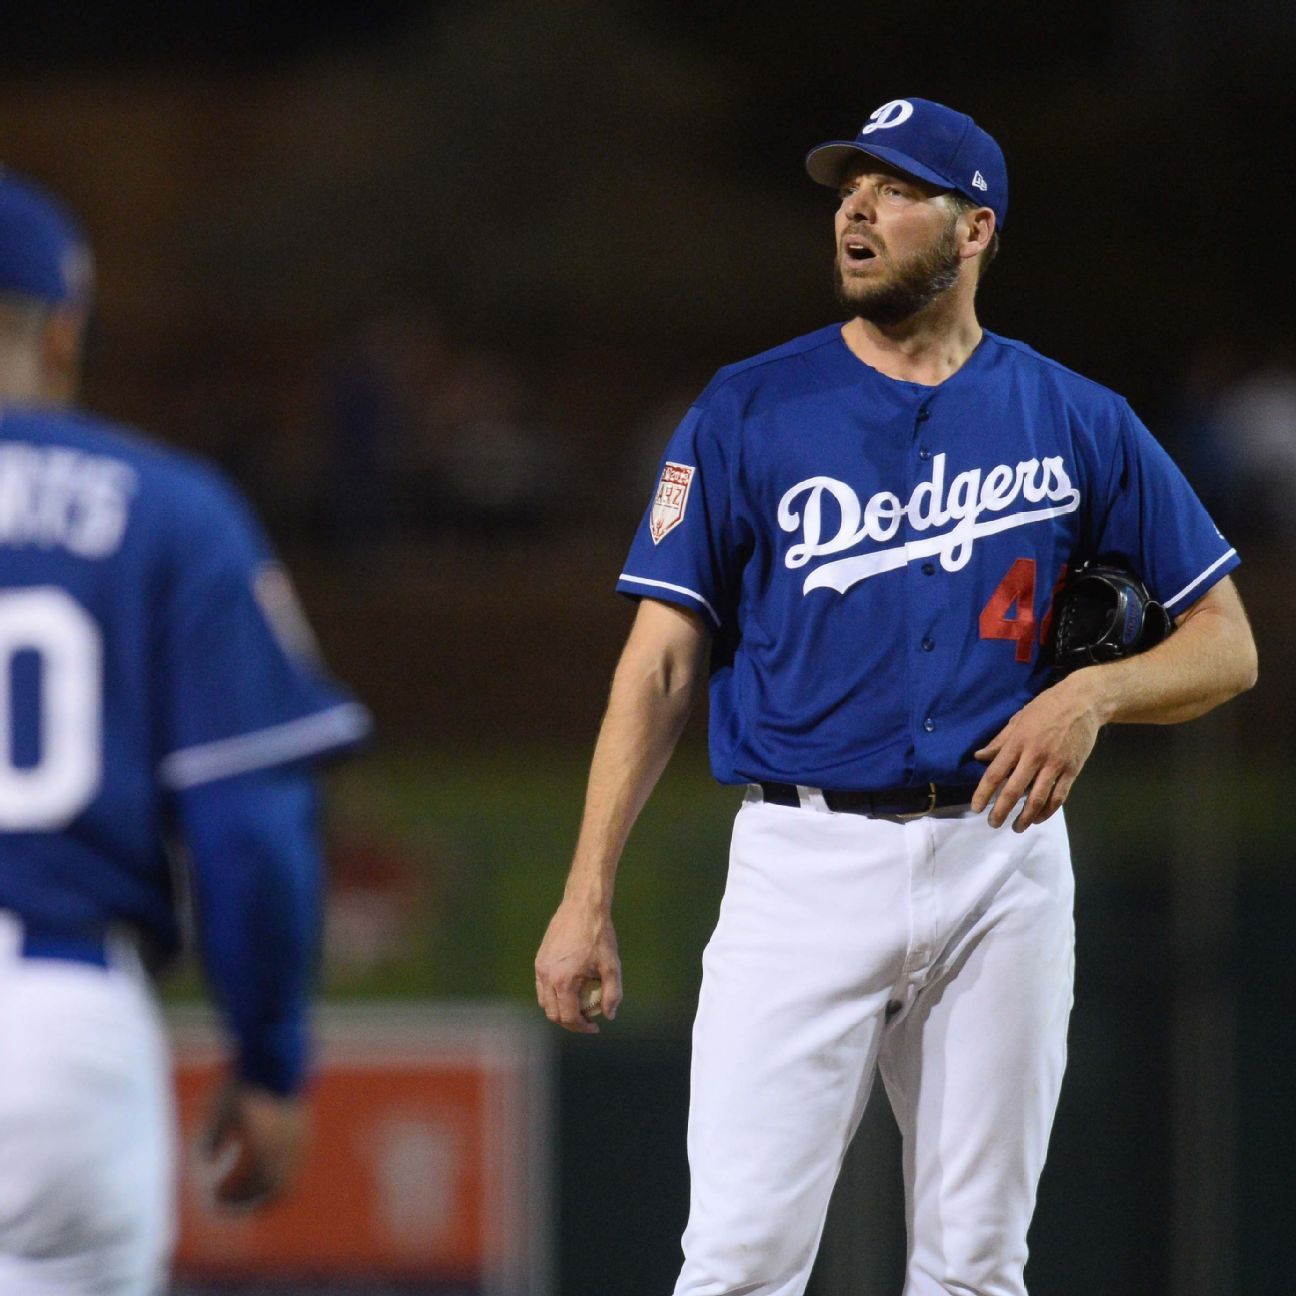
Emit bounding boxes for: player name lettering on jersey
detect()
[778,452,1080,594]
[0,442,136,559]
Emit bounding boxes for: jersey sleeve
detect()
[155,472,371,791]
[179,765,322,1095]
[1085,403,1240,616]
[616,400,741,629]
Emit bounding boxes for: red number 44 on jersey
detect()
[979,558,1068,663]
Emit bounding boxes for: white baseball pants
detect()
[674,793,1075,1296]
[0,913,174,1296]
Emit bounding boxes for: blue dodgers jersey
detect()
[0,405,369,950]
[618,325,1239,789]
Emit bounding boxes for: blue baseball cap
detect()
[0,168,94,306]
[806,97,1008,230]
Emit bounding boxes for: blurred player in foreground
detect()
[0,170,370,1293]
[536,98,1257,1294]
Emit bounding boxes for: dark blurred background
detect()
[4,2,1292,1293]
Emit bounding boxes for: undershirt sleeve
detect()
[176,764,322,1096]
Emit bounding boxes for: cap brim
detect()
[805,141,955,194]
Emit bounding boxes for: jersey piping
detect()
[157,702,371,790]
[1162,548,1238,613]
[617,573,721,627]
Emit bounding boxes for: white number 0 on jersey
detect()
[0,587,102,831]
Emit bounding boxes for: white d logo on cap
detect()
[861,100,914,134]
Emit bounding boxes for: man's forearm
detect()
[564,615,706,911]
[537,601,708,1032]
[972,578,1256,831]
[1073,584,1257,727]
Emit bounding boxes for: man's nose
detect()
[841,184,875,221]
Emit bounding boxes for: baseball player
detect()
[535,98,1257,1295]
[0,171,370,1294]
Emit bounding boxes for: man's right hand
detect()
[535,900,622,1035]
[534,599,708,1036]
[199,1077,309,1210]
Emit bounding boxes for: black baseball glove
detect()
[1049,561,1173,676]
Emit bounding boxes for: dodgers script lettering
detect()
[777,452,1080,594]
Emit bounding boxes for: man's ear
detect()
[960,206,995,261]
[40,305,88,401]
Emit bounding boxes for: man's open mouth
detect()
[843,239,878,263]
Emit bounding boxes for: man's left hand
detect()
[972,673,1103,832]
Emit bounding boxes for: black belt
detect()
[13,919,110,969]
[758,781,976,818]
[20,933,109,968]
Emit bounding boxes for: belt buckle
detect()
[892,782,938,821]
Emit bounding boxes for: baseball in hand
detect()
[206,1131,270,1209]
[579,979,603,1019]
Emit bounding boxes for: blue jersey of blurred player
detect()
[0,171,370,1293]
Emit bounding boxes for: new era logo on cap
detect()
[805,97,1009,230]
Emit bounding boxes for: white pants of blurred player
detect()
[674,793,1074,1296]
[0,912,174,1296]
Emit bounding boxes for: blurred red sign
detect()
[169,1004,553,1292]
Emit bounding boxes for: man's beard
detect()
[834,217,962,325]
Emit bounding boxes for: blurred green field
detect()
[318,739,735,1013]
[168,729,1287,1014]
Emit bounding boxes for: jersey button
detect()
[921,562,936,575]
[923,717,936,732]
[918,447,932,461]
[915,408,930,423]
[921,636,935,652]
